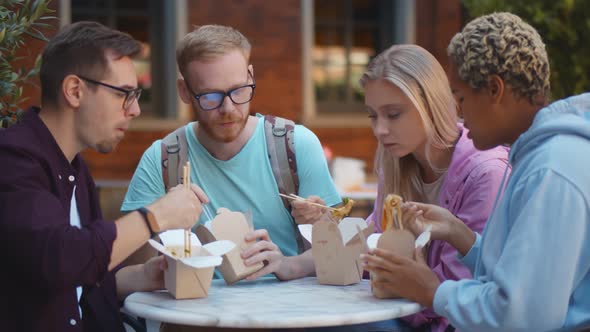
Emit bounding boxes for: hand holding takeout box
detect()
[195,208,264,284]
[366,194,424,299]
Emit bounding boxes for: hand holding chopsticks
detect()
[278,193,337,212]
[140,166,208,249]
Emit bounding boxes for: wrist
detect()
[444,215,461,243]
[273,255,291,281]
[448,216,476,256]
[275,254,311,281]
[146,203,166,231]
[137,207,160,238]
[424,279,441,308]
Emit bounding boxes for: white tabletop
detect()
[124,277,421,329]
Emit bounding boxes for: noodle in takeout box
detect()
[364,194,432,298]
[148,230,235,299]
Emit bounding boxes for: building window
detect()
[313,0,395,114]
[302,0,415,127]
[66,0,184,120]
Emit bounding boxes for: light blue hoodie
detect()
[433,93,590,332]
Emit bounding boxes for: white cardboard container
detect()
[148,230,234,299]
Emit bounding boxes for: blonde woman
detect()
[362,44,509,332]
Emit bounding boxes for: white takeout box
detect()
[149,230,235,299]
[299,216,373,285]
[195,208,264,284]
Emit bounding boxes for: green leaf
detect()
[0,0,52,128]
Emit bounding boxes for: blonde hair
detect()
[176,25,251,79]
[360,44,459,202]
[447,12,550,105]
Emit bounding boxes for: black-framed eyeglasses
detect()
[78,75,142,111]
[186,71,256,111]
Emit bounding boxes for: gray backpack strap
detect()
[264,115,299,207]
[161,125,189,191]
[264,115,307,253]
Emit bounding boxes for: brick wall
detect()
[186,0,303,121]
[39,0,461,180]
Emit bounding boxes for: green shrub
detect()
[0,0,54,128]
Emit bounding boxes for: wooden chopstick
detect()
[278,193,337,211]
[183,162,192,257]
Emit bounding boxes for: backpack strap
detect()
[161,125,189,191]
[160,118,306,253]
[264,115,308,253]
[264,115,299,207]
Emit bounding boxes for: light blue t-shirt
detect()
[122,114,341,258]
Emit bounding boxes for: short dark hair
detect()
[40,21,141,106]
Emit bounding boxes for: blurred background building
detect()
[10,0,456,219]
[20,0,462,180]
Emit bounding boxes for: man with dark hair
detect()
[0,21,208,332]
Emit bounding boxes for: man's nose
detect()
[218,95,235,114]
[126,99,141,118]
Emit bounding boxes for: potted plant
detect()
[0,0,55,128]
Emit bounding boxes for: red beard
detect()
[198,113,248,143]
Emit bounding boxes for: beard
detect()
[195,110,248,143]
[95,132,124,154]
[96,140,116,154]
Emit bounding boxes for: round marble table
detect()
[124,277,422,329]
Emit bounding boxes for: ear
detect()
[62,75,83,109]
[488,75,504,104]
[177,78,192,104]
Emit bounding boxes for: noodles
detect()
[381,194,403,231]
[331,197,355,220]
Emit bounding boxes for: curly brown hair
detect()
[447,12,550,105]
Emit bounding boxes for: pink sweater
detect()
[367,124,510,332]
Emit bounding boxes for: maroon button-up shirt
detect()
[0,107,123,332]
